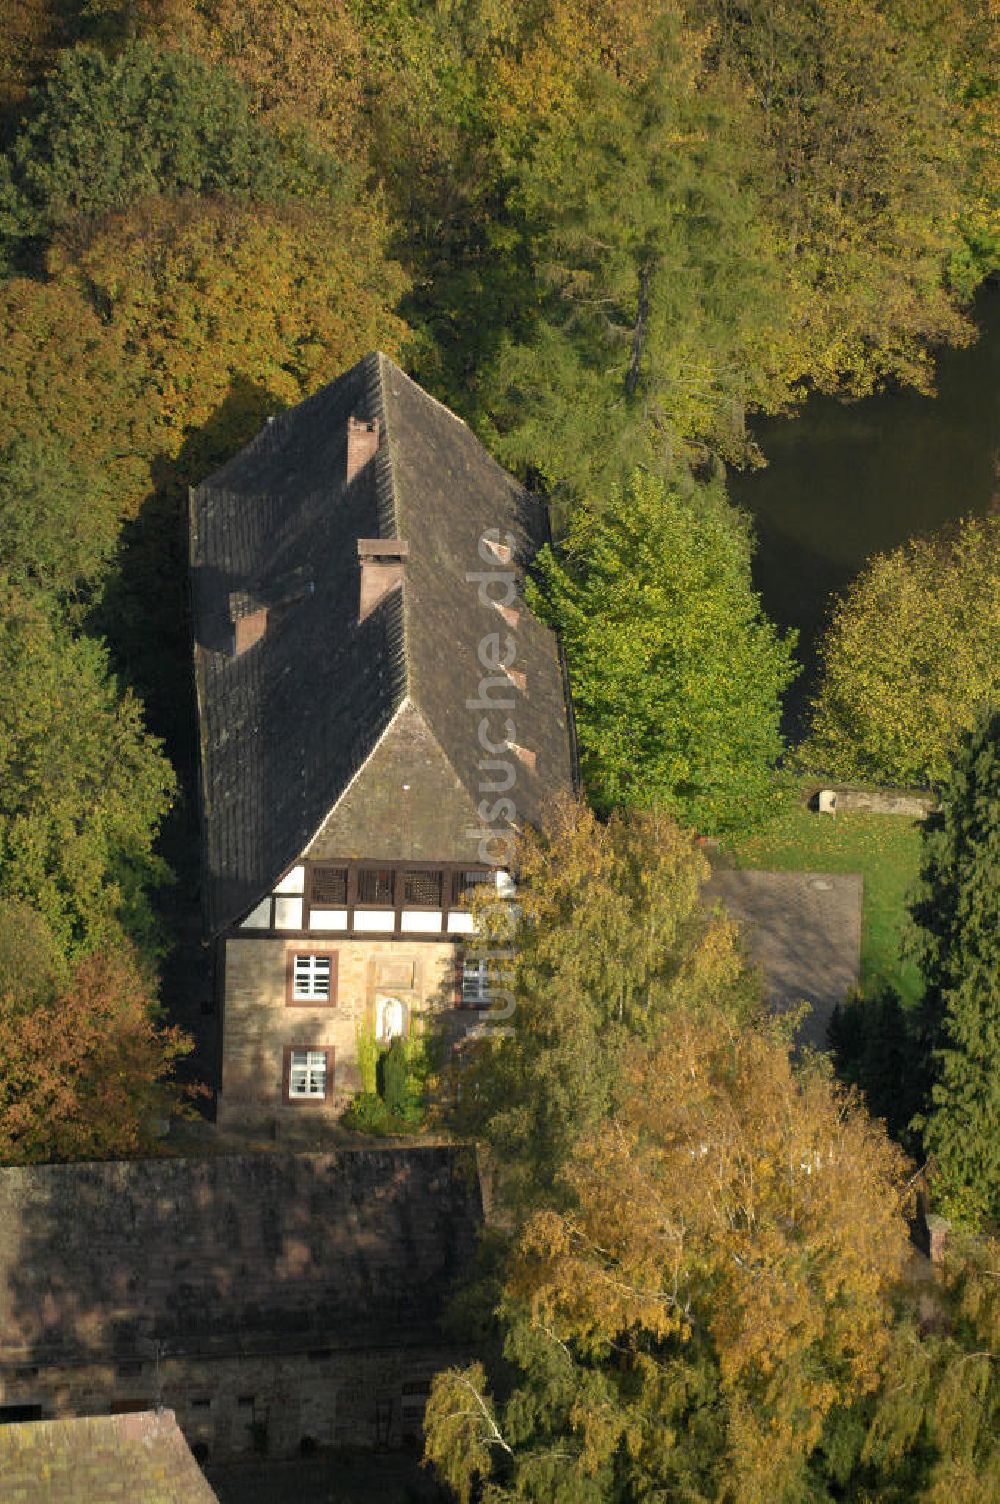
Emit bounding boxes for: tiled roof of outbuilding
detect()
[0,1410,218,1503]
[0,1147,481,1365]
[190,352,575,936]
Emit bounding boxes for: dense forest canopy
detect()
[0,3,998,1496]
[0,1,995,1146]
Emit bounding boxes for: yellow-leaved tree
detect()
[803,515,1000,787]
[49,193,408,482]
[426,798,913,1502]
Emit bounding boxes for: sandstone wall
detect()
[219,936,456,1126]
[0,1347,456,1462]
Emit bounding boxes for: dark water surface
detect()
[729,285,1000,731]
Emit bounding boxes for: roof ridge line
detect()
[370,351,398,539]
[377,351,472,433]
[375,352,414,695]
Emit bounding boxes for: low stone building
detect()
[0,1410,218,1502]
[190,351,576,1128]
[0,1146,481,1464]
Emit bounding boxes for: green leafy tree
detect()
[380,1036,409,1116]
[0,585,175,960]
[529,471,797,833]
[0,437,121,602]
[819,1228,1000,1501]
[0,41,339,264]
[0,899,68,1010]
[803,515,1000,787]
[695,0,975,393]
[911,709,1000,1229]
[481,14,792,495]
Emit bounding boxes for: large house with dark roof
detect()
[190,352,576,1126]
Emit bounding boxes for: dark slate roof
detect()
[0,1410,218,1502]
[0,1147,481,1364]
[191,352,576,936]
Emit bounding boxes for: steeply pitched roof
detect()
[191,352,575,937]
[0,1410,218,1503]
[0,1147,481,1365]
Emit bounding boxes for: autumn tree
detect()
[0,0,66,119]
[696,0,976,394]
[450,797,761,1210]
[428,796,1000,1501]
[0,41,338,267]
[529,471,797,833]
[803,515,1000,787]
[0,943,195,1165]
[142,0,365,155]
[428,1011,911,1502]
[50,193,407,479]
[910,709,1000,1230]
[0,274,157,517]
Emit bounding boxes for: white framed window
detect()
[287,1048,328,1100]
[461,958,491,1007]
[292,953,333,1002]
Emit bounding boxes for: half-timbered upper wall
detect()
[236,858,514,940]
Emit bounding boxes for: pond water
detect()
[729,283,1000,733]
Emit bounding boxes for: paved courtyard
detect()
[704,869,863,1050]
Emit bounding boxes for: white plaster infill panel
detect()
[400,910,444,934]
[352,909,395,933]
[240,897,271,929]
[274,865,305,895]
[274,896,304,930]
[446,911,476,934]
[310,908,349,931]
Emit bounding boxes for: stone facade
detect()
[218,935,457,1127]
[0,1349,455,1464]
[0,1148,481,1465]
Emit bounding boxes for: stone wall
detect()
[816,786,937,818]
[220,936,457,1126]
[0,1348,456,1464]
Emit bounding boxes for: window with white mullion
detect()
[461,958,491,1007]
[288,1049,327,1099]
[292,954,332,1002]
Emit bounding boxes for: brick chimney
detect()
[358,538,408,622]
[346,415,380,484]
[229,591,269,656]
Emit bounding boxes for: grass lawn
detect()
[721,781,926,1005]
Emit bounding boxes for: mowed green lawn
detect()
[722,783,926,1005]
